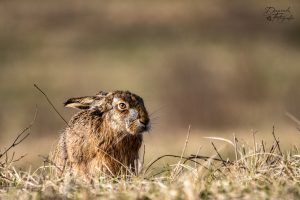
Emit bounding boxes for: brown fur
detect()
[51,91,150,176]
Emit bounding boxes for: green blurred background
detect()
[1,0,300,167]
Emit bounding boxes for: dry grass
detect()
[1,127,300,200]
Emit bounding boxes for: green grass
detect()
[1,129,300,200]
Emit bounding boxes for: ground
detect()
[1,129,300,200]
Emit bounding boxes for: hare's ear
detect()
[97,91,109,97]
[64,96,99,110]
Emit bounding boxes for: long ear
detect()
[64,96,100,110]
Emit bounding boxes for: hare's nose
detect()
[139,118,149,126]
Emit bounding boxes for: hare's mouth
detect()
[126,120,150,135]
[137,124,149,133]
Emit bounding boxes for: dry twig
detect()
[0,106,38,162]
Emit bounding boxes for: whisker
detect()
[149,105,167,116]
[150,122,157,126]
[150,117,160,122]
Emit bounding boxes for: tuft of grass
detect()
[1,128,300,199]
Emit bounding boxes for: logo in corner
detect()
[264,6,294,23]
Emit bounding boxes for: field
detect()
[1,125,300,199]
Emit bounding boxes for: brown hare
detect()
[52,90,150,176]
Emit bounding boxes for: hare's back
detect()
[66,110,103,137]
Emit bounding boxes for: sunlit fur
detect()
[51,91,150,176]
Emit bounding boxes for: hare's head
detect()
[64,91,150,135]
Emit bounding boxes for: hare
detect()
[51,90,150,176]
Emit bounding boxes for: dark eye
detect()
[118,102,127,110]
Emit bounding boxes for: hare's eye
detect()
[118,102,127,110]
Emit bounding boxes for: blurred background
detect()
[1,0,300,168]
